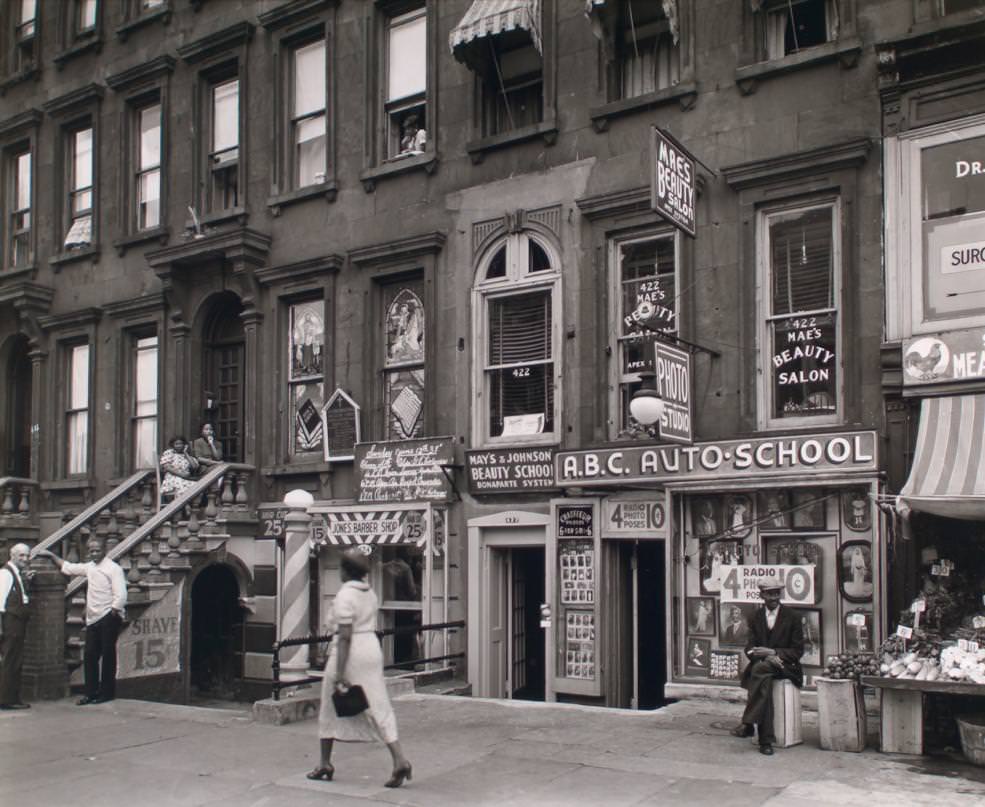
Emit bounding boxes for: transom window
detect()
[761,201,841,426]
[474,232,560,445]
[292,39,327,187]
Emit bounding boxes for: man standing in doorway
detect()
[40,539,127,704]
[731,581,804,755]
[0,542,35,709]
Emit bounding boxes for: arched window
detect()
[472,231,561,445]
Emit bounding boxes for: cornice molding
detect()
[575,187,651,221]
[0,281,54,311]
[146,227,271,274]
[38,307,103,331]
[258,0,335,32]
[43,83,105,118]
[176,21,255,65]
[103,292,167,320]
[256,254,343,287]
[0,109,42,139]
[350,232,446,269]
[106,55,175,93]
[722,138,872,191]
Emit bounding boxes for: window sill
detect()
[53,36,103,69]
[187,207,248,232]
[0,265,37,283]
[360,152,439,192]
[466,120,559,164]
[735,37,862,95]
[116,7,172,42]
[50,245,100,270]
[262,462,333,478]
[0,66,40,96]
[113,226,169,256]
[589,82,699,132]
[41,478,95,492]
[266,181,338,216]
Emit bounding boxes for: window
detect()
[765,0,837,60]
[64,126,94,249]
[614,0,679,99]
[484,43,543,137]
[612,233,678,434]
[761,202,840,424]
[136,103,161,230]
[208,78,239,212]
[13,0,37,72]
[6,147,31,269]
[67,343,90,475]
[474,232,560,445]
[288,300,325,456]
[75,0,98,36]
[385,6,426,159]
[383,282,426,439]
[132,335,158,469]
[291,39,327,188]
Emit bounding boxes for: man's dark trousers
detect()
[0,611,29,705]
[741,660,785,744]
[84,611,122,699]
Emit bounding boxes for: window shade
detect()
[770,207,833,315]
[488,291,551,366]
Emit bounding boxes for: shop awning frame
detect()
[900,393,985,520]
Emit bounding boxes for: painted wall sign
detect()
[654,340,692,444]
[555,431,877,487]
[117,581,183,679]
[257,505,288,539]
[465,446,558,494]
[557,504,594,538]
[650,127,696,237]
[902,328,985,387]
[719,565,817,605]
[321,388,361,462]
[354,436,456,503]
[602,498,667,537]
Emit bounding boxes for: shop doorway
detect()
[636,541,667,708]
[190,564,244,701]
[508,547,546,700]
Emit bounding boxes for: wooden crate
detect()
[772,679,803,748]
[816,677,866,752]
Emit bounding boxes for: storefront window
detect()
[763,202,840,425]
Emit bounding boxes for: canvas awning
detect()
[900,394,985,520]
[449,0,541,71]
[584,0,680,46]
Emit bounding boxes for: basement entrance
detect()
[190,564,244,701]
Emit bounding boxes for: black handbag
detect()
[332,684,369,717]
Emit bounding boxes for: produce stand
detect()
[861,675,985,754]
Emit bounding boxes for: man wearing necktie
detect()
[0,543,35,710]
[731,581,804,755]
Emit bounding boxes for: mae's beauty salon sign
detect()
[555,431,877,487]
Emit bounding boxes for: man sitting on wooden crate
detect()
[731,581,804,755]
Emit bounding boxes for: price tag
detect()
[974,616,985,629]
[896,625,914,639]
[931,564,942,576]
[910,600,927,613]
[959,639,970,652]
[849,614,867,627]
[939,565,951,577]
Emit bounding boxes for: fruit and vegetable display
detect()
[822,652,880,681]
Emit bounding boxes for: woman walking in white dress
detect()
[308,549,413,788]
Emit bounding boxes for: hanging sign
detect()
[311,508,428,548]
[651,127,696,237]
[465,446,558,494]
[654,340,692,444]
[354,436,456,504]
[719,564,816,604]
[117,581,183,679]
[902,328,985,390]
[321,388,361,462]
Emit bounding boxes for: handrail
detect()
[63,462,255,597]
[270,619,466,700]
[29,470,154,559]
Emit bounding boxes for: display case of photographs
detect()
[710,650,741,680]
[564,610,596,680]
[559,540,595,606]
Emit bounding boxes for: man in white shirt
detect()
[0,542,35,709]
[40,538,127,705]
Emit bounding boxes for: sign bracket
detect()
[437,462,463,501]
[636,321,721,359]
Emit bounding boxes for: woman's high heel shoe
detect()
[306,764,335,781]
[384,763,412,788]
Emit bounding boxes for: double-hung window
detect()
[136,103,161,230]
[67,343,90,475]
[14,0,37,72]
[612,233,678,435]
[764,0,837,59]
[292,39,327,187]
[761,201,841,426]
[288,300,325,456]
[616,0,679,98]
[7,148,32,269]
[385,6,426,159]
[75,0,98,37]
[64,126,94,249]
[132,335,158,469]
[474,233,560,445]
[209,78,239,212]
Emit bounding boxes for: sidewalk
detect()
[2,693,984,807]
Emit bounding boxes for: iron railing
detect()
[270,619,465,700]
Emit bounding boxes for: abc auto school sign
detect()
[555,431,876,487]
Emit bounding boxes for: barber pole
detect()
[279,507,312,681]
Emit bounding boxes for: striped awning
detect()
[313,509,428,548]
[449,0,541,69]
[900,394,985,519]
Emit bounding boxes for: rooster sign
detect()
[903,337,949,381]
